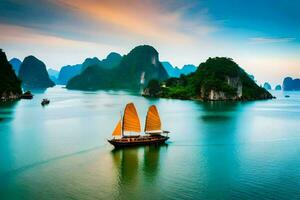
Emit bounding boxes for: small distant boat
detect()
[285,95,290,98]
[108,103,170,147]
[21,91,33,99]
[41,99,50,106]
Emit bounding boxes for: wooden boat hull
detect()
[41,100,50,106]
[21,96,33,99]
[108,136,169,147]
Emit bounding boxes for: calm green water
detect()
[0,87,300,200]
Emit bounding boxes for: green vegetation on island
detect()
[144,57,273,101]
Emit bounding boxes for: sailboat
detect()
[108,103,170,147]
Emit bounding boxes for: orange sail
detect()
[123,103,141,133]
[112,119,122,136]
[145,105,162,133]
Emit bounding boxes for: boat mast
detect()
[144,110,148,133]
[121,110,124,137]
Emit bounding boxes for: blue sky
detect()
[0,0,299,86]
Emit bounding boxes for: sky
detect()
[0,0,299,86]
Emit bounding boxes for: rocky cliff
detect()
[18,56,55,88]
[0,49,22,101]
[203,76,243,100]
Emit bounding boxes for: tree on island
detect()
[144,79,161,97]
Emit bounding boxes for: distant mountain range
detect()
[48,68,59,77]
[261,76,300,91]
[161,62,197,78]
[57,52,122,85]
[3,44,297,101]
[57,64,81,85]
[67,45,168,90]
[3,49,203,92]
[47,68,59,83]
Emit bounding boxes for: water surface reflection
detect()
[111,145,168,199]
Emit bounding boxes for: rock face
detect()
[275,85,282,90]
[145,57,273,101]
[283,77,300,91]
[18,56,55,88]
[162,62,197,78]
[117,45,168,88]
[67,45,168,90]
[0,49,22,100]
[9,58,22,75]
[204,76,243,100]
[263,82,272,90]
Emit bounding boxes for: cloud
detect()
[0,24,123,68]
[54,0,217,45]
[249,37,296,44]
[0,0,217,46]
[0,0,219,68]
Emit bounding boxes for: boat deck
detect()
[108,135,169,147]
